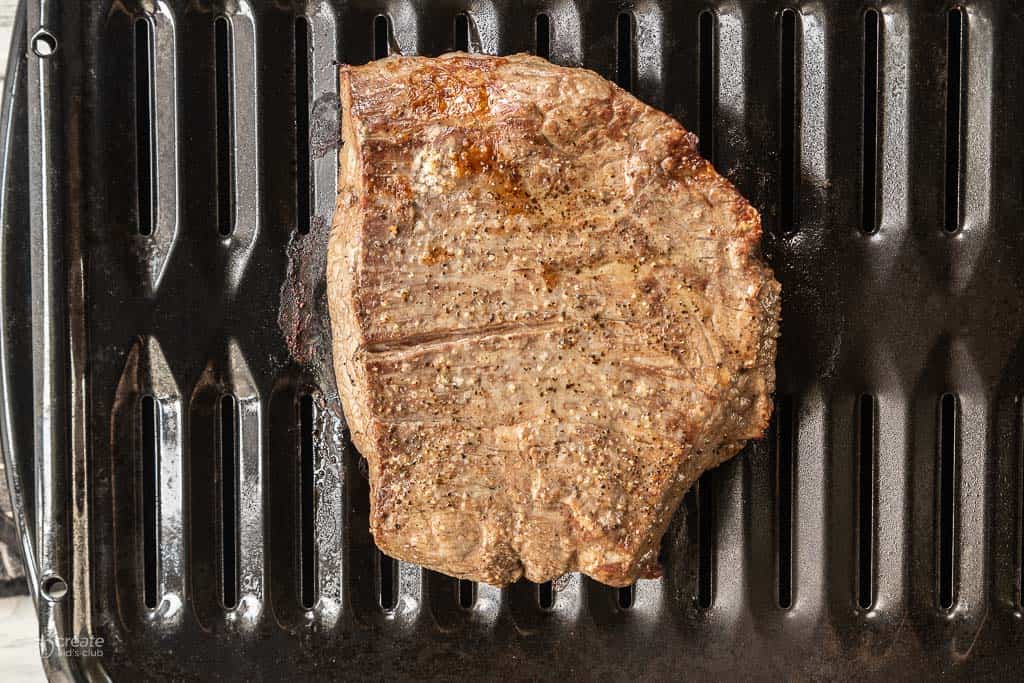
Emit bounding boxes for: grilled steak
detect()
[327,53,780,587]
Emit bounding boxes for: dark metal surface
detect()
[2,0,1024,679]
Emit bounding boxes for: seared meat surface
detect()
[327,53,779,586]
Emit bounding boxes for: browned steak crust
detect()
[327,53,780,586]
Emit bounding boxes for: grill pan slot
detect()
[945,8,964,234]
[373,14,390,59]
[856,394,876,610]
[698,9,715,162]
[1019,398,1024,611]
[377,550,396,610]
[778,8,798,236]
[615,12,633,91]
[534,13,550,59]
[134,18,153,237]
[455,13,470,53]
[938,392,958,610]
[299,393,316,609]
[140,394,158,609]
[696,472,714,608]
[538,579,553,609]
[458,578,476,609]
[774,396,795,609]
[219,393,238,609]
[861,9,879,235]
[215,17,234,238]
[294,17,310,235]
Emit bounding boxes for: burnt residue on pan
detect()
[278,207,369,478]
[310,93,341,161]
[279,83,341,386]
[278,213,331,370]
[277,211,353,438]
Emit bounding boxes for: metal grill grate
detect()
[3,0,1024,679]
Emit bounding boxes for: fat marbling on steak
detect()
[327,53,780,587]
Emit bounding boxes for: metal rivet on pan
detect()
[40,575,69,602]
[31,29,58,57]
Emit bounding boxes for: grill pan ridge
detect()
[3,0,1024,679]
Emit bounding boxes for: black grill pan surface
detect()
[3,0,1024,680]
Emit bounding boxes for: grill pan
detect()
[3,0,1024,679]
